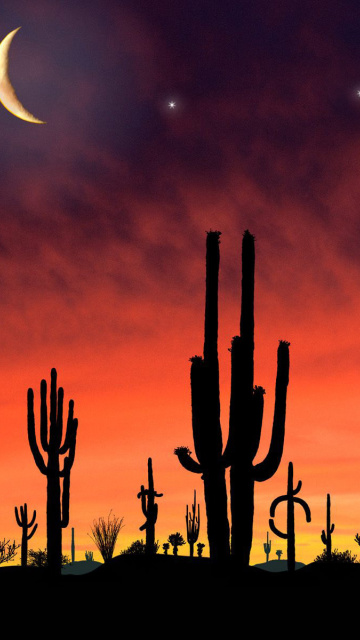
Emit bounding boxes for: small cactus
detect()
[197,542,205,557]
[162,542,170,555]
[138,458,163,555]
[168,532,186,556]
[276,549,283,560]
[85,550,94,561]
[321,494,335,560]
[14,503,37,567]
[186,490,200,557]
[269,462,311,572]
[263,531,271,562]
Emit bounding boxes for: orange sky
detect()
[1,1,360,567]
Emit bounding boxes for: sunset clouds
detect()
[0,1,360,564]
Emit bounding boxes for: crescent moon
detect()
[0,27,45,124]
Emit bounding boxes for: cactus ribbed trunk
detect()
[287,463,295,573]
[138,458,163,555]
[47,454,62,575]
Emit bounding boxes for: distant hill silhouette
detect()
[253,559,305,572]
[61,559,102,575]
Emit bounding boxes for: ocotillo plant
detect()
[321,493,335,560]
[263,531,271,562]
[269,462,311,572]
[27,368,78,577]
[186,490,200,558]
[14,503,38,567]
[175,230,290,563]
[137,458,163,555]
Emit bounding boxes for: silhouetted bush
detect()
[120,539,159,555]
[28,548,70,567]
[168,532,186,556]
[89,511,124,563]
[0,539,20,564]
[314,548,358,563]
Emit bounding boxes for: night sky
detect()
[1,0,360,564]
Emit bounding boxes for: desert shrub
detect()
[168,532,186,556]
[0,539,20,564]
[28,548,70,567]
[88,511,124,563]
[314,548,358,563]
[120,539,159,555]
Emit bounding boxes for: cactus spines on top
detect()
[263,531,271,562]
[269,462,311,572]
[137,457,163,555]
[175,230,290,564]
[321,493,335,560]
[27,368,78,577]
[186,490,200,557]
[14,503,38,567]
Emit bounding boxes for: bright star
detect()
[168,101,176,109]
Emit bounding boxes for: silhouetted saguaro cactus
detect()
[27,368,78,577]
[269,462,311,572]
[186,490,200,557]
[321,493,334,561]
[14,503,37,567]
[175,230,290,564]
[138,458,163,555]
[263,531,271,562]
[71,527,75,563]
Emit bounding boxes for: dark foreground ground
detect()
[1,554,359,592]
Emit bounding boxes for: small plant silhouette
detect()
[14,503,38,567]
[120,539,159,555]
[269,461,311,572]
[89,511,124,563]
[138,458,163,556]
[85,550,94,561]
[321,494,335,560]
[168,532,186,556]
[197,542,205,557]
[263,531,271,562]
[162,542,170,555]
[0,539,20,564]
[276,549,283,560]
[314,548,358,563]
[27,548,70,567]
[354,533,360,546]
[186,490,200,557]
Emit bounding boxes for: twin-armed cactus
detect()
[186,490,200,557]
[14,503,38,567]
[321,493,335,560]
[175,230,290,563]
[27,368,78,576]
[269,462,311,572]
[138,457,163,555]
[263,531,271,562]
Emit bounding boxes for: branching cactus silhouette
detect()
[186,490,200,557]
[14,503,38,567]
[263,531,271,562]
[175,230,290,563]
[27,368,78,577]
[269,462,311,572]
[137,458,163,555]
[321,493,335,561]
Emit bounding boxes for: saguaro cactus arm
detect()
[174,447,203,474]
[253,341,290,482]
[269,518,287,539]
[27,390,47,475]
[293,497,311,522]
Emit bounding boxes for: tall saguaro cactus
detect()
[27,368,78,577]
[269,462,311,572]
[321,493,335,560]
[186,490,200,557]
[138,457,163,555]
[175,230,290,563]
[14,503,38,567]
